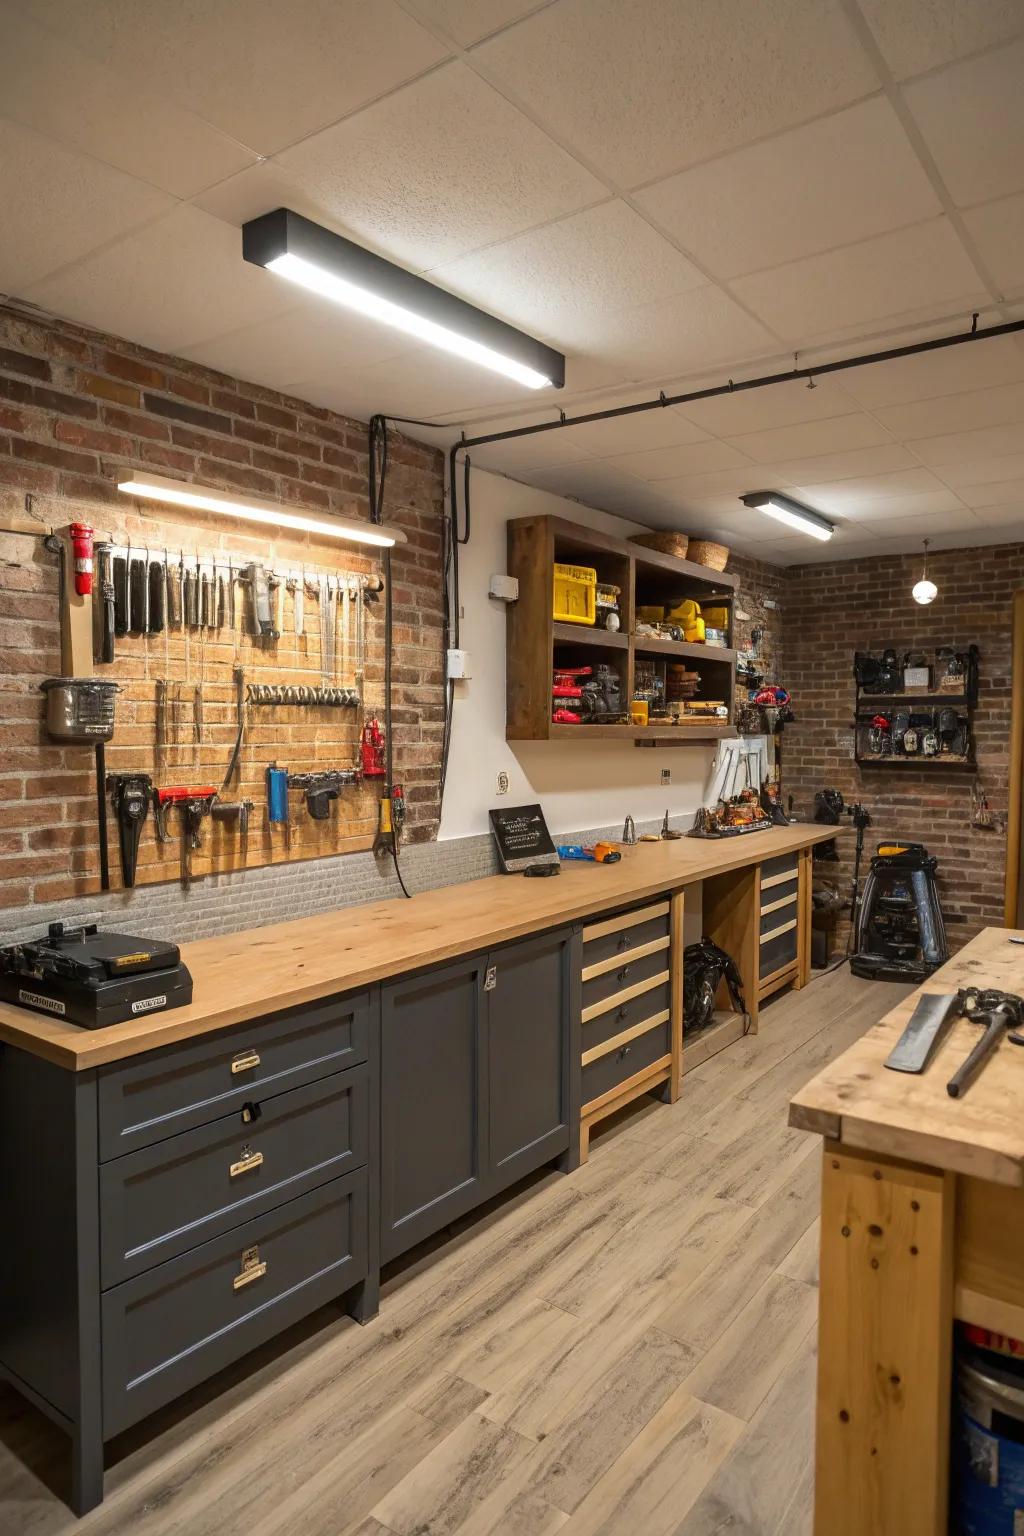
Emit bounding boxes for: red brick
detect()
[101,405,170,441]
[0,347,50,382]
[54,419,133,455]
[78,370,140,407]
[104,352,166,389]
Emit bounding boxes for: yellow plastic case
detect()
[553,563,597,624]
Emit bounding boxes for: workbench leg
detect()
[795,847,812,989]
[70,1423,105,1516]
[814,1141,954,1536]
[669,890,684,1100]
[348,1271,380,1325]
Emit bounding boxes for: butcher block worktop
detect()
[0,823,835,1070]
[790,925,1024,1186]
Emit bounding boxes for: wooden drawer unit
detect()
[98,990,370,1160]
[761,852,799,882]
[577,893,682,1161]
[756,849,807,1000]
[582,1018,672,1108]
[760,918,799,979]
[101,1172,368,1437]
[100,1066,369,1286]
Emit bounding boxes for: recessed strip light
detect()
[740,491,835,542]
[117,472,407,548]
[242,208,565,392]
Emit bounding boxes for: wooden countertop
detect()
[0,823,834,1071]
[790,926,1024,1187]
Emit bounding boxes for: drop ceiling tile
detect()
[529,460,675,518]
[650,463,801,503]
[910,421,1024,465]
[725,413,895,465]
[677,378,858,436]
[904,37,1024,206]
[761,444,919,483]
[22,204,294,353]
[0,116,174,293]
[963,193,1024,296]
[935,451,1024,486]
[840,331,1024,406]
[584,286,775,378]
[474,0,877,189]
[409,0,552,46]
[857,508,980,537]
[555,400,709,459]
[731,219,986,340]
[953,477,1024,508]
[181,302,411,387]
[607,439,752,481]
[472,432,596,474]
[857,0,1023,80]
[634,99,939,280]
[971,504,1024,528]
[0,4,255,198]
[429,201,706,338]
[874,380,1024,439]
[794,468,953,502]
[269,63,605,271]
[17,0,450,155]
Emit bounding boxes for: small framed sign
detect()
[489,804,559,873]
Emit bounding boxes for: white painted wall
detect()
[438,467,717,841]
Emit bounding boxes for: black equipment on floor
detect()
[0,923,192,1028]
[850,842,948,983]
[683,939,746,1034]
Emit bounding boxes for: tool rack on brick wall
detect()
[505,513,739,745]
[852,645,979,770]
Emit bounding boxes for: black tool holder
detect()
[851,843,948,983]
[106,774,152,889]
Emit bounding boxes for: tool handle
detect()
[947,1015,1005,1097]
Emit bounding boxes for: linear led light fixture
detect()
[740,491,835,542]
[117,471,407,547]
[242,208,565,391]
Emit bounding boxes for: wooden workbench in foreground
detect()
[0,822,835,1070]
[790,926,1024,1536]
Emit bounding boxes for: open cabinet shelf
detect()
[507,514,739,745]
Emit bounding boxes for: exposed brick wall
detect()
[0,305,445,910]
[783,544,1023,950]
[726,551,787,712]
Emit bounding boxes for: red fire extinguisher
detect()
[69,522,94,596]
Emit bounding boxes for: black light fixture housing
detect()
[740,491,835,542]
[243,208,565,391]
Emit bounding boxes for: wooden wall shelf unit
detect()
[507,514,739,745]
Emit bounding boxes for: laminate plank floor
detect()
[0,968,908,1536]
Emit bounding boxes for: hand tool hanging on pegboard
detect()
[128,554,148,634]
[289,769,360,821]
[220,665,246,793]
[113,553,128,636]
[265,763,291,849]
[94,542,116,664]
[40,676,119,892]
[245,561,276,640]
[289,573,304,638]
[246,683,358,707]
[212,797,253,853]
[107,773,152,888]
[166,556,182,629]
[148,558,164,632]
[152,785,217,887]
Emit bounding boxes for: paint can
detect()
[954,1345,1024,1533]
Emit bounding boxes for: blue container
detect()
[954,1350,1024,1533]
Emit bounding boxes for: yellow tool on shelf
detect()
[553,563,597,625]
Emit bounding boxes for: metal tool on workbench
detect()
[885,986,1024,1096]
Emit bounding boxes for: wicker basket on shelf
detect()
[687,539,730,571]
[630,531,690,559]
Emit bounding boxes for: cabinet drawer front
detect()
[582,1019,670,1109]
[760,874,798,910]
[759,924,798,979]
[761,852,799,883]
[581,904,670,968]
[581,939,669,1009]
[759,893,798,934]
[102,1172,367,1438]
[98,991,370,1160]
[581,980,671,1055]
[100,1067,368,1287]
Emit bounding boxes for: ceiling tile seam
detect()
[9,200,186,301]
[841,0,1009,312]
[881,27,1024,91]
[408,0,561,52]
[687,212,973,288]
[0,106,192,210]
[382,6,795,352]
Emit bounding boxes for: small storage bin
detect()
[553,563,597,625]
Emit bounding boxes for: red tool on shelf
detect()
[361,717,387,778]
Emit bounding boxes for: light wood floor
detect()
[0,967,909,1536]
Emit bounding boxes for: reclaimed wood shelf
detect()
[508,512,739,743]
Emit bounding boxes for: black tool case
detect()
[0,924,192,1028]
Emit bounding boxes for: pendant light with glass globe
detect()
[912,539,938,605]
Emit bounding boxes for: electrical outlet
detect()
[496,770,509,795]
[661,768,671,785]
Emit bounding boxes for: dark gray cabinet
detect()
[380,927,575,1263]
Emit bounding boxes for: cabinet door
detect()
[487,927,572,1186]
[380,956,487,1263]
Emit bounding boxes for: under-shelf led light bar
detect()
[740,491,835,542]
[117,472,407,547]
[242,208,565,391]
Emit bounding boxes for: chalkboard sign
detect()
[489,804,559,873]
